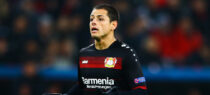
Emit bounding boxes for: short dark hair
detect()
[93,4,120,22]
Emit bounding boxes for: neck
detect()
[95,31,116,50]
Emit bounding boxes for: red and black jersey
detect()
[68,40,147,95]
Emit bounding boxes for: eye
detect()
[90,18,93,21]
[99,18,104,21]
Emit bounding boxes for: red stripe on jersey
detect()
[79,57,122,69]
[132,86,147,90]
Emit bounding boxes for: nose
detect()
[92,22,96,26]
[91,19,96,26]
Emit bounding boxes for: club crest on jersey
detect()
[104,57,117,68]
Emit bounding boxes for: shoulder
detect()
[119,41,140,62]
[119,42,141,64]
[79,43,95,53]
[118,41,136,55]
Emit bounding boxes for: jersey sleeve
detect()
[65,83,83,95]
[122,48,147,91]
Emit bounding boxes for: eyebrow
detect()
[90,15,104,18]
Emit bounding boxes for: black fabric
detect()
[67,40,147,95]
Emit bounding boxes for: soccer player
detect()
[67,4,147,95]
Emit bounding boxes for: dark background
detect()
[0,0,210,95]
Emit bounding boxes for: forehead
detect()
[90,9,108,17]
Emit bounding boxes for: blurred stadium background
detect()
[0,0,209,95]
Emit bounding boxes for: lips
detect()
[91,27,99,33]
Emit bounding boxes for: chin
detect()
[91,35,101,40]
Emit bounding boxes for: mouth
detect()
[91,27,99,33]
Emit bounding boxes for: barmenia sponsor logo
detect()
[82,77,114,85]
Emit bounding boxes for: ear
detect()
[111,21,118,31]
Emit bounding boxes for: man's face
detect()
[89,9,114,39]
